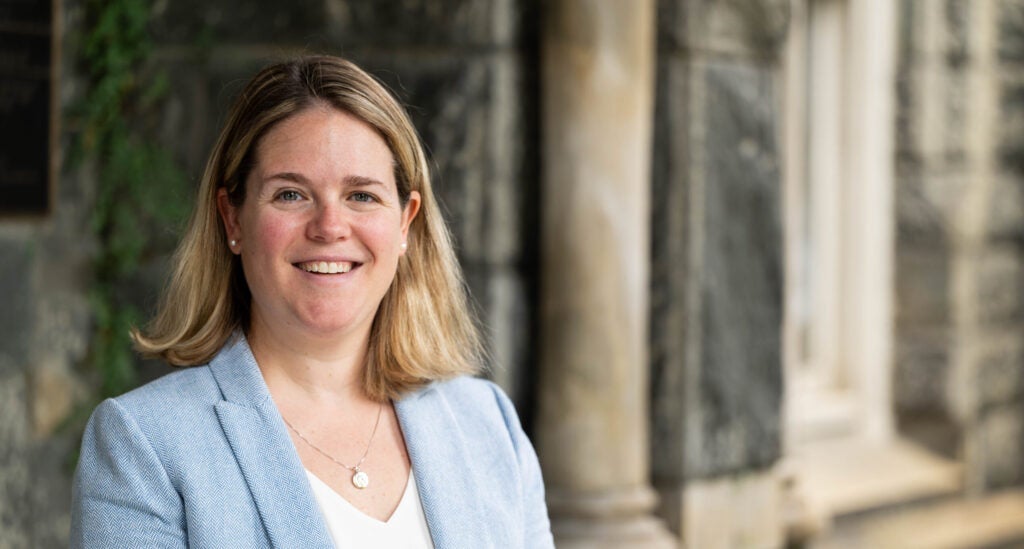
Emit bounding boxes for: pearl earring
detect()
[401,242,407,251]
[230,240,237,248]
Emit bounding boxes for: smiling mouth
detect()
[295,261,356,274]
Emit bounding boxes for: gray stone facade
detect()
[895,0,1024,490]
[7,0,1024,547]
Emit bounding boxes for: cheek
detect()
[360,216,404,254]
[245,211,299,254]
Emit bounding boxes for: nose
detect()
[307,201,352,242]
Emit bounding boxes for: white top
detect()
[305,469,435,549]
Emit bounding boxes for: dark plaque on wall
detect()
[0,0,53,215]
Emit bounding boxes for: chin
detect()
[298,310,371,338]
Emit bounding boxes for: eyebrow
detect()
[343,175,387,188]
[260,172,387,188]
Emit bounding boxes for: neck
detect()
[246,312,373,406]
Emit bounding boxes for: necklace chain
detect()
[283,402,384,489]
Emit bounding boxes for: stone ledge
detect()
[813,490,1024,549]
[789,437,962,521]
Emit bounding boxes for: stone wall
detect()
[0,1,538,546]
[0,1,93,545]
[649,0,787,540]
[894,0,1024,491]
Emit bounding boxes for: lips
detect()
[295,260,356,274]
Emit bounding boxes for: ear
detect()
[399,191,421,255]
[216,188,242,253]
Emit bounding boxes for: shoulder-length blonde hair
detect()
[133,55,482,400]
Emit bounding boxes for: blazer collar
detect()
[208,332,273,406]
[208,334,334,549]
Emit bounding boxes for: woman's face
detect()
[218,105,420,342]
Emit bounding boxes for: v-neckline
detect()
[304,468,415,525]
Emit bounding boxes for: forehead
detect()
[251,106,396,183]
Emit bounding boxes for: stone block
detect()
[146,50,284,179]
[986,175,1024,240]
[894,331,952,414]
[975,247,1024,325]
[941,71,969,161]
[895,68,968,167]
[896,411,961,459]
[998,0,1024,65]
[999,76,1024,175]
[943,0,969,67]
[894,174,963,244]
[976,403,1024,488]
[894,73,923,166]
[896,0,923,68]
[895,248,951,325]
[150,0,523,48]
[893,331,961,455]
[29,359,81,437]
[976,334,1024,409]
[658,0,789,58]
[0,374,30,548]
[651,58,784,479]
[655,469,782,548]
[150,0,328,45]
[321,0,523,48]
[146,58,217,179]
[479,266,534,421]
[897,0,968,65]
[0,239,34,372]
[897,0,921,66]
[27,430,76,547]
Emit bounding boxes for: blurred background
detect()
[2,0,1023,547]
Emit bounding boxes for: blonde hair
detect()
[133,55,483,400]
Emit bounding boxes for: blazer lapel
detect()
[209,335,333,549]
[396,386,494,548]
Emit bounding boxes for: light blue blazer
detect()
[71,335,554,548]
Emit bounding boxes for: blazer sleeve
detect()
[71,398,187,549]
[488,383,556,548]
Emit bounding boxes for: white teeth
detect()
[300,261,353,274]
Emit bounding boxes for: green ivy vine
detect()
[74,0,189,400]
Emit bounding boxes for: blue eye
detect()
[277,190,302,202]
[351,192,376,203]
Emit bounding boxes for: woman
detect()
[71,55,553,548]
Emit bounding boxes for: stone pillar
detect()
[649,1,788,547]
[535,1,674,547]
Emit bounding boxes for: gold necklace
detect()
[283,402,384,489]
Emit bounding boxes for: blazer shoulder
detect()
[426,375,511,407]
[103,365,221,438]
[422,376,525,433]
[116,365,219,409]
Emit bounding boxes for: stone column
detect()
[535,1,674,547]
